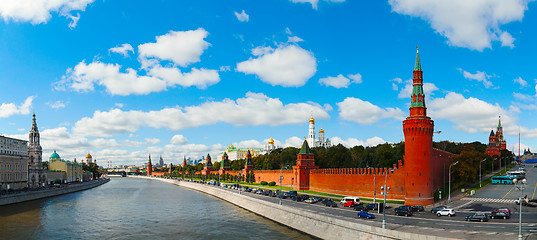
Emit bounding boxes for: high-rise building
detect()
[0,135,29,190]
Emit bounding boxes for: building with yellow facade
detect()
[48,151,82,183]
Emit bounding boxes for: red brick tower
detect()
[202,153,213,175]
[403,47,435,205]
[242,150,254,176]
[219,152,231,175]
[292,139,318,190]
[147,154,153,176]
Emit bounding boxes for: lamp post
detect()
[513,178,527,240]
[279,165,288,205]
[448,161,459,202]
[479,159,486,188]
[381,168,394,229]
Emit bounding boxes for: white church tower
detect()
[308,116,316,148]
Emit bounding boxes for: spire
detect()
[148,154,152,164]
[498,116,502,128]
[245,150,253,167]
[299,139,312,155]
[414,46,422,71]
[490,129,495,137]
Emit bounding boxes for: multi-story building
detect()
[48,151,83,183]
[217,144,263,162]
[28,114,46,188]
[0,136,29,190]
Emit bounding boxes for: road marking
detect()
[501,185,515,199]
[455,200,474,209]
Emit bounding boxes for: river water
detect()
[0,177,312,240]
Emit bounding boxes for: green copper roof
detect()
[498,116,502,128]
[410,86,425,108]
[50,150,60,159]
[223,152,228,157]
[299,139,312,155]
[414,47,422,71]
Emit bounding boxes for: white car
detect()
[436,208,456,217]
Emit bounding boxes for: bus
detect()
[491,175,517,185]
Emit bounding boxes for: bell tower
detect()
[403,47,435,205]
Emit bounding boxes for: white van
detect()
[340,196,360,204]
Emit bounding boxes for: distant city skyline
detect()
[1,0,537,166]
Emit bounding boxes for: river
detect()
[0,177,312,240]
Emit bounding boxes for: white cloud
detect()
[109,43,134,57]
[251,46,274,56]
[145,138,160,145]
[47,100,67,109]
[389,0,529,50]
[0,0,95,28]
[337,97,405,125]
[234,10,249,22]
[170,135,188,145]
[319,73,362,88]
[290,0,345,9]
[458,68,494,88]
[138,28,210,67]
[397,79,439,98]
[331,136,386,148]
[73,92,331,138]
[513,77,527,88]
[237,45,317,87]
[0,96,35,118]
[288,36,304,43]
[115,103,124,108]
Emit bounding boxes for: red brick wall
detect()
[252,170,293,186]
[431,148,455,191]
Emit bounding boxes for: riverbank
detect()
[133,176,456,240]
[0,178,110,206]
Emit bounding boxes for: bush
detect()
[268,181,276,186]
[260,181,268,185]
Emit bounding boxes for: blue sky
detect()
[1,0,537,166]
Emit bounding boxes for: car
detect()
[343,200,356,207]
[436,209,455,217]
[394,205,412,212]
[324,200,338,207]
[305,198,317,203]
[357,211,375,219]
[465,213,489,222]
[412,205,425,212]
[313,197,322,202]
[492,207,511,214]
[321,198,334,204]
[341,196,360,204]
[430,206,447,213]
[490,211,510,219]
[395,208,413,216]
[288,191,298,198]
[365,203,378,211]
[279,193,288,199]
[354,205,367,211]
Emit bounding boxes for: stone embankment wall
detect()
[138,176,455,240]
[0,179,109,206]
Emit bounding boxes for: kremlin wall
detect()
[147,48,455,206]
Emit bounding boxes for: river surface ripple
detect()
[0,177,312,240]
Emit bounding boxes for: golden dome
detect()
[319,128,324,133]
[228,144,235,149]
[309,116,315,124]
[268,137,274,144]
[86,153,92,158]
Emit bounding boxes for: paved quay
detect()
[133,176,537,239]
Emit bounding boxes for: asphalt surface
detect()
[166,166,537,239]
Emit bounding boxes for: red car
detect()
[492,208,511,214]
[343,200,356,207]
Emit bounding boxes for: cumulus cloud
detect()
[109,43,134,57]
[234,10,249,22]
[331,136,386,148]
[0,96,35,118]
[170,135,188,145]
[513,77,527,88]
[337,97,405,125]
[47,100,67,109]
[458,68,494,88]
[73,92,331,138]
[237,45,317,87]
[397,79,439,98]
[145,138,160,145]
[138,28,210,67]
[389,0,529,51]
[288,36,304,43]
[0,0,95,28]
[290,0,345,9]
[319,73,362,88]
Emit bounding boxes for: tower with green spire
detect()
[147,154,153,176]
[292,139,318,190]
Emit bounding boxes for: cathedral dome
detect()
[50,151,60,159]
[268,137,274,144]
[319,128,324,133]
[86,153,92,158]
[228,144,235,149]
[309,116,315,124]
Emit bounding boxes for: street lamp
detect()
[448,161,459,202]
[381,168,394,229]
[238,173,242,194]
[513,178,527,240]
[479,159,486,188]
[279,165,288,205]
